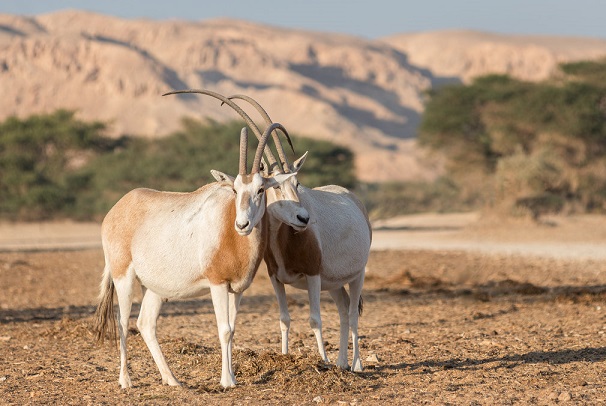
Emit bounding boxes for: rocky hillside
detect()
[382,30,606,84]
[1,11,606,181]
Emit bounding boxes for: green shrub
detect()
[419,60,606,218]
[0,110,109,220]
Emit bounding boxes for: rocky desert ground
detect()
[1,213,606,404]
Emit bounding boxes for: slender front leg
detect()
[227,291,243,384]
[329,287,351,370]
[306,274,328,362]
[269,274,291,354]
[137,288,180,386]
[210,283,237,388]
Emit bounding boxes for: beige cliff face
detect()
[1,12,606,181]
[382,29,606,83]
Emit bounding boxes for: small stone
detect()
[547,391,559,400]
[558,392,572,402]
[313,395,323,403]
[0,376,7,382]
[404,328,412,334]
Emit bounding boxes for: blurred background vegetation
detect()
[0,111,356,221]
[418,58,606,220]
[1,59,605,222]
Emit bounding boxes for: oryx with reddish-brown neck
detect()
[227,94,372,372]
[93,112,301,388]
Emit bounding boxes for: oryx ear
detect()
[291,151,308,172]
[265,172,297,189]
[211,170,235,186]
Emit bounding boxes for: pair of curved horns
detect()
[227,94,293,174]
[162,89,293,174]
[235,123,288,174]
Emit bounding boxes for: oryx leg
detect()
[306,274,328,362]
[269,274,291,354]
[210,283,237,388]
[137,287,180,386]
[113,265,136,388]
[227,290,243,384]
[349,271,365,372]
[329,286,351,370]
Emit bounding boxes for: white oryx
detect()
[93,89,305,389]
[227,95,372,372]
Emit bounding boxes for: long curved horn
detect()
[163,89,280,172]
[239,127,248,175]
[253,123,288,174]
[228,94,294,173]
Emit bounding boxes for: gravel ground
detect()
[1,215,606,404]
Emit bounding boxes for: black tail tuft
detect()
[358,295,364,316]
[93,273,117,345]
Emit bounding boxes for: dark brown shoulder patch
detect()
[278,225,322,276]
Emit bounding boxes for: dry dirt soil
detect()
[1,217,606,405]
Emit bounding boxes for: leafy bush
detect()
[419,60,606,218]
[0,110,110,219]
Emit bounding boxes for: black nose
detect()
[297,214,309,224]
[236,221,250,230]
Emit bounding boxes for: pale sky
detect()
[1,0,605,40]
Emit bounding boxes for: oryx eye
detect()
[257,188,264,195]
[231,188,237,194]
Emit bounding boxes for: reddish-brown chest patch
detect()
[204,203,256,285]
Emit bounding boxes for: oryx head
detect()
[264,151,309,231]
[210,125,297,236]
[226,94,310,231]
[163,89,308,233]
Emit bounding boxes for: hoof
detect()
[220,377,237,388]
[352,362,363,372]
[336,361,350,371]
[163,377,182,387]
